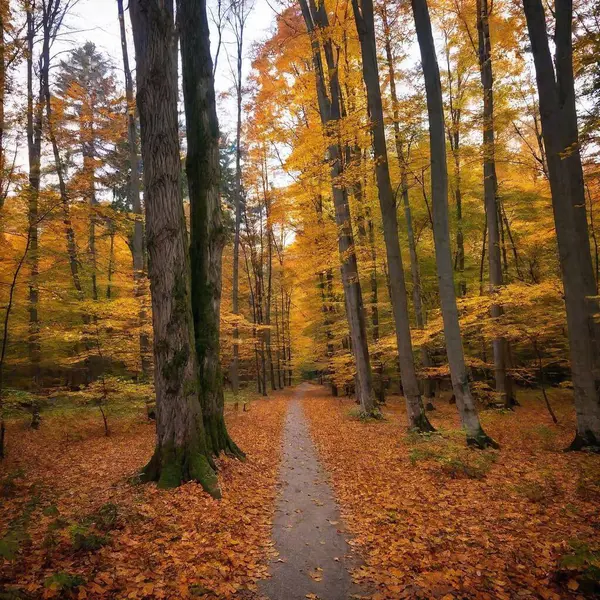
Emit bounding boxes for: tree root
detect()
[141,443,221,498]
[466,429,500,450]
[564,431,600,453]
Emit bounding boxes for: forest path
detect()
[260,383,365,600]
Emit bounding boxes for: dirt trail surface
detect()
[260,383,364,600]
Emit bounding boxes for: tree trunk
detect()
[381,2,434,401]
[26,9,42,391]
[352,0,433,430]
[0,1,5,210]
[412,0,497,447]
[477,0,510,407]
[129,0,219,494]
[178,0,244,458]
[443,38,466,298]
[106,221,115,299]
[41,18,85,308]
[299,0,376,414]
[117,0,150,378]
[230,3,246,399]
[263,158,276,392]
[523,0,600,449]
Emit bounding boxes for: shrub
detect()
[44,573,85,595]
[555,540,600,596]
[69,524,107,551]
[81,503,118,532]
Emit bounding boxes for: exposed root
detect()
[141,444,221,498]
[564,431,600,453]
[466,429,500,450]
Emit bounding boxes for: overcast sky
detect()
[60,0,277,134]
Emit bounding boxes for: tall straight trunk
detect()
[319,269,337,395]
[129,0,219,494]
[82,113,99,301]
[39,17,79,298]
[443,39,466,297]
[381,3,434,399]
[0,1,5,210]
[40,1,87,332]
[262,156,276,391]
[274,292,283,388]
[352,0,433,430]
[523,0,600,448]
[230,6,246,398]
[299,0,375,413]
[117,0,150,378]
[477,0,509,406]
[412,0,497,447]
[286,292,292,386]
[315,192,337,394]
[178,0,243,457]
[106,222,115,299]
[26,9,42,390]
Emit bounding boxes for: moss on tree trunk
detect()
[142,441,220,497]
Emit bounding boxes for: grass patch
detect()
[556,540,600,595]
[406,429,498,479]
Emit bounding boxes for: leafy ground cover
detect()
[303,386,600,600]
[0,392,288,599]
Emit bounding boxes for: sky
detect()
[60,0,278,132]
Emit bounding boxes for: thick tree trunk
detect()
[412,0,497,447]
[129,0,219,494]
[300,0,376,414]
[477,0,510,407]
[178,0,243,458]
[117,0,150,378]
[523,0,600,448]
[352,0,433,430]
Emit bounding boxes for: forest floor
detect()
[0,383,599,599]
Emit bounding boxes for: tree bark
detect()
[380,2,434,400]
[117,0,150,378]
[352,0,433,430]
[230,0,249,399]
[299,0,376,415]
[477,0,511,407]
[26,8,42,391]
[129,0,219,494]
[178,0,244,458]
[523,0,600,449]
[412,0,497,447]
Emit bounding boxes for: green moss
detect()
[171,271,188,321]
[183,376,199,398]
[189,452,220,498]
[69,524,107,551]
[466,428,500,449]
[44,572,85,593]
[150,442,220,497]
[410,411,436,433]
[161,345,189,389]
